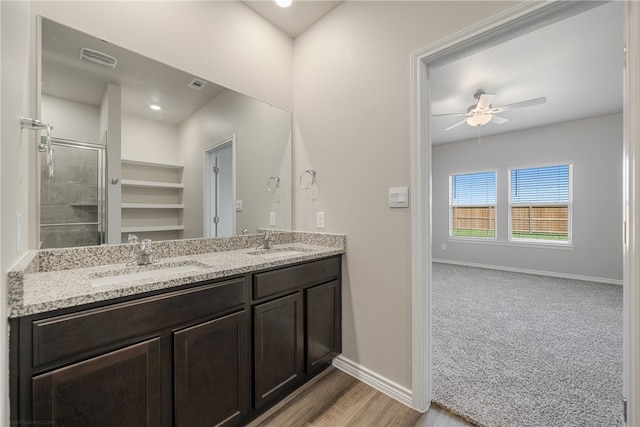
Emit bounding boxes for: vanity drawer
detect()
[253,257,340,300]
[32,277,246,368]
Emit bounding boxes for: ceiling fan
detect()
[433,90,547,131]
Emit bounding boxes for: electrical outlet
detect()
[270,212,276,226]
[316,212,325,229]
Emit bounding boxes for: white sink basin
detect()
[258,250,305,259]
[89,262,207,287]
[248,246,315,259]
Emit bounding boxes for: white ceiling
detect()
[429,1,624,145]
[242,0,343,38]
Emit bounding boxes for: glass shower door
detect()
[39,138,105,249]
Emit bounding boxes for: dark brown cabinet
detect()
[11,256,341,426]
[306,280,341,374]
[174,311,249,427]
[32,338,161,427]
[253,292,304,409]
[251,257,342,412]
[12,277,248,427]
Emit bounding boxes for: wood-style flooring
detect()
[249,367,472,427]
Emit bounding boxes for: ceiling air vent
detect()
[80,48,117,69]
[188,78,208,91]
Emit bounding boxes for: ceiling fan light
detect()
[467,113,492,127]
[275,0,292,7]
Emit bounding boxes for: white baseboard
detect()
[332,355,414,408]
[432,258,623,286]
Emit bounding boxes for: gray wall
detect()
[121,114,180,163]
[180,89,292,238]
[292,0,517,390]
[432,113,623,282]
[1,1,32,422]
[41,95,100,144]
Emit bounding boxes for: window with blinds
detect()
[450,171,497,238]
[509,164,572,243]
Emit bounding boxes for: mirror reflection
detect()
[39,18,292,249]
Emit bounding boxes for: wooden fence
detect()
[453,206,568,235]
[452,207,495,232]
[511,206,568,234]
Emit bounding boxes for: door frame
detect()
[203,135,236,238]
[409,2,640,424]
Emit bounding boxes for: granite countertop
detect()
[8,232,345,318]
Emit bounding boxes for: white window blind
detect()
[509,164,572,242]
[450,171,496,238]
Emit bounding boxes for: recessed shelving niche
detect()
[120,159,184,242]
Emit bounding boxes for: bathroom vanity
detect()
[8,232,344,426]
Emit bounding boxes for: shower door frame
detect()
[38,137,106,248]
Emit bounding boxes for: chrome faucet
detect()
[127,234,154,265]
[127,234,139,266]
[262,231,275,250]
[138,239,154,265]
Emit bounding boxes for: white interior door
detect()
[205,138,235,237]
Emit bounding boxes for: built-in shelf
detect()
[121,203,184,209]
[121,225,185,233]
[121,179,184,189]
[120,159,185,243]
[121,158,183,169]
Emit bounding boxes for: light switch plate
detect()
[389,186,409,208]
[270,212,276,226]
[235,200,243,211]
[316,212,325,229]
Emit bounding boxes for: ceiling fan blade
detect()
[490,97,546,113]
[491,114,509,124]
[443,118,468,131]
[432,112,467,118]
[477,93,495,110]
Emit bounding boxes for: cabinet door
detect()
[173,311,249,427]
[253,292,304,409]
[306,280,341,374]
[32,338,161,427]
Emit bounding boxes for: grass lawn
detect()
[453,229,568,241]
[453,229,495,238]
[511,232,568,241]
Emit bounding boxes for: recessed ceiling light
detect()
[275,0,292,8]
[149,104,162,111]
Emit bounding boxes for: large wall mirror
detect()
[38,17,292,249]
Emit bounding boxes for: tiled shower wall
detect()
[39,144,102,248]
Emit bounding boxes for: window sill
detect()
[447,237,575,251]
